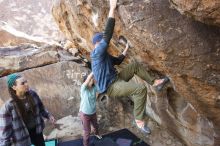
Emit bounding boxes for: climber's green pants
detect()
[106,62,155,120]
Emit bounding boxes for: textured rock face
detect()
[0,44,60,77]
[0,43,82,77]
[52,0,220,145]
[169,0,220,27]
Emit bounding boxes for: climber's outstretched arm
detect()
[103,0,117,44]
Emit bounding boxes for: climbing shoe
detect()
[95,135,102,140]
[154,77,169,92]
[135,120,151,134]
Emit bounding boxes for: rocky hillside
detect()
[0,0,64,45]
[52,0,220,146]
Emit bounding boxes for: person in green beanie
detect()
[0,73,55,146]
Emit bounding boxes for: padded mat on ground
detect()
[31,139,57,146]
[58,128,150,146]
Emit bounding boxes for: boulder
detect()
[52,0,220,145]
[169,0,220,27]
[0,44,60,77]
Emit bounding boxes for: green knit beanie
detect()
[7,73,21,88]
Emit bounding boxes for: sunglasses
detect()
[20,80,28,85]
